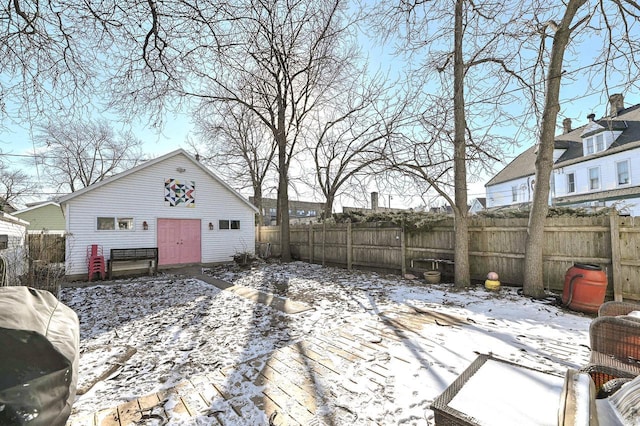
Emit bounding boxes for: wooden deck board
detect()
[256,374,315,424]
[96,408,119,426]
[260,359,321,410]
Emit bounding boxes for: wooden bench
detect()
[410,258,454,271]
[108,248,158,279]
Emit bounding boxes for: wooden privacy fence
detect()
[28,233,66,263]
[257,214,640,301]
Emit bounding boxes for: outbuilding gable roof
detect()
[14,201,61,215]
[487,101,640,187]
[58,149,258,212]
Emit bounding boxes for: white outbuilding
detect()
[0,211,28,286]
[58,149,258,279]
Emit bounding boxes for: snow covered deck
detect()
[68,307,465,425]
[61,262,593,425]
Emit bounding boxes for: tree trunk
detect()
[323,194,334,220]
[277,141,291,261]
[452,0,470,288]
[275,98,291,262]
[253,186,264,226]
[523,0,586,298]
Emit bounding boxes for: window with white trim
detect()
[567,173,575,193]
[585,138,594,155]
[617,160,630,186]
[595,134,605,151]
[97,217,134,230]
[219,220,241,230]
[511,186,517,202]
[588,167,600,190]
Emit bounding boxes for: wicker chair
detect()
[586,312,640,390]
[581,361,637,392]
[598,300,640,317]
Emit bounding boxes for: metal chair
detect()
[0,255,6,286]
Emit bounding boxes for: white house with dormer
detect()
[486,94,640,216]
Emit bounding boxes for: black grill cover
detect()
[0,287,79,425]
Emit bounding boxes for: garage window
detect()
[97,217,134,231]
[219,219,240,230]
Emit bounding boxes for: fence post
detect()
[400,226,406,276]
[347,222,352,270]
[308,224,314,264]
[322,222,326,266]
[609,211,623,301]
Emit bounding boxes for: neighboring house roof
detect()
[0,197,17,214]
[14,201,60,214]
[0,211,29,227]
[485,145,537,186]
[58,148,258,212]
[472,197,486,208]
[555,185,640,205]
[13,202,65,231]
[487,101,640,187]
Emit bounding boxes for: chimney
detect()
[609,93,624,117]
[371,192,379,211]
[587,113,596,122]
[562,118,572,134]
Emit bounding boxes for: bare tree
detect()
[309,72,404,218]
[0,1,111,125]
[522,0,640,297]
[35,120,144,192]
[194,103,277,225]
[374,0,529,287]
[4,0,364,262]
[0,161,38,210]
[521,1,588,297]
[176,0,358,261]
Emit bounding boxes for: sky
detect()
[3,72,639,212]
[5,78,637,212]
[60,261,602,425]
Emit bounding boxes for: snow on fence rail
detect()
[257,214,640,301]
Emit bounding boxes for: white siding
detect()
[0,213,28,285]
[553,149,640,215]
[63,153,256,276]
[486,175,535,208]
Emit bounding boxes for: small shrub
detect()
[232,251,257,267]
